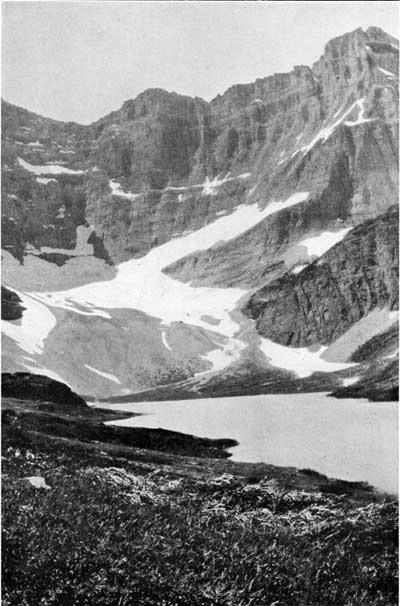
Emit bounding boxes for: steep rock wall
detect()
[244,207,399,347]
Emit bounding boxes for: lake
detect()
[99,392,398,494]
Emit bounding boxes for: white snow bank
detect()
[29,192,309,338]
[37,177,57,185]
[344,98,375,127]
[384,349,399,360]
[198,338,246,375]
[342,376,360,387]
[1,290,56,355]
[291,264,309,275]
[202,173,251,196]
[164,173,251,197]
[18,157,85,176]
[300,228,351,258]
[292,99,372,157]
[378,67,396,78]
[264,192,309,217]
[161,331,172,352]
[84,364,121,384]
[27,141,43,147]
[20,192,309,377]
[259,338,356,378]
[109,180,141,201]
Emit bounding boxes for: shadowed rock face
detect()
[1,372,87,408]
[244,207,399,347]
[1,286,24,320]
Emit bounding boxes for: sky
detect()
[2,1,399,124]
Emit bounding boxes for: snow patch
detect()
[292,99,372,157]
[344,99,375,127]
[109,180,141,201]
[22,191,308,376]
[198,338,246,375]
[291,264,309,275]
[383,349,399,360]
[84,364,121,384]
[202,173,251,196]
[29,191,310,338]
[259,338,356,378]
[18,157,85,176]
[37,177,57,185]
[300,228,351,258]
[27,141,43,147]
[342,376,360,387]
[378,67,396,78]
[161,331,172,352]
[1,290,56,355]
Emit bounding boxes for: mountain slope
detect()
[1,26,398,399]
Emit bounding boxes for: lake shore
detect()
[2,375,398,605]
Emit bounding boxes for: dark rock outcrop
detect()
[245,207,399,347]
[1,373,87,409]
[330,359,399,401]
[1,286,24,320]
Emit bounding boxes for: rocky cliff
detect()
[245,207,399,347]
[1,26,398,399]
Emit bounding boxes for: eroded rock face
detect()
[2,26,398,271]
[245,207,399,347]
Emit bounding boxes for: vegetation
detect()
[2,394,398,606]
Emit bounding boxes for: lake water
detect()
[100,393,398,494]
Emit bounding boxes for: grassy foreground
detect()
[2,396,398,606]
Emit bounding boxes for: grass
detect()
[1,395,398,606]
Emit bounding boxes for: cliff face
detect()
[2,27,398,270]
[245,207,398,347]
[1,27,398,398]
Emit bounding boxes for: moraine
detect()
[99,393,398,494]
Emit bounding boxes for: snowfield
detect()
[300,228,352,258]
[84,364,121,384]
[259,338,356,378]
[1,291,56,355]
[18,158,85,176]
[3,191,358,379]
[109,180,141,201]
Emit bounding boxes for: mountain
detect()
[1,26,398,400]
